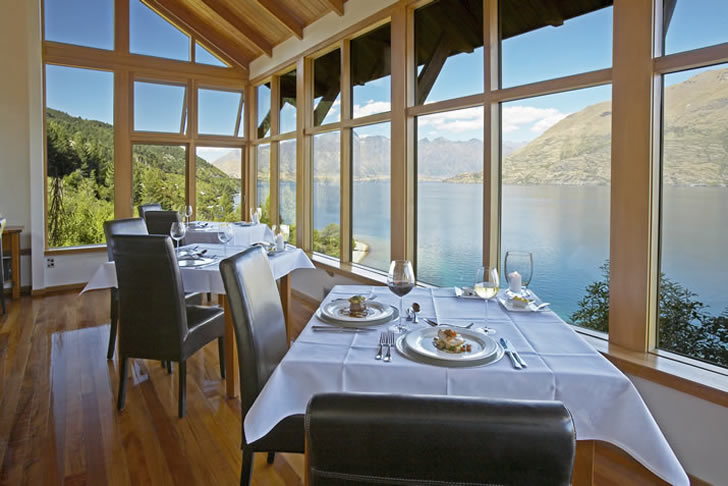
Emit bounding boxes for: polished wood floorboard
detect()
[0,290,317,485]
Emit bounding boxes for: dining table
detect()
[183,221,274,247]
[81,242,315,397]
[244,285,689,486]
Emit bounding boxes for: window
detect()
[500,85,612,328]
[416,107,483,286]
[198,88,243,137]
[414,0,483,105]
[280,69,297,134]
[44,0,114,50]
[314,49,341,126]
[500,1,613,88]
[45,65,114,248]
[313,132,341,257]
[257,144,271,224]
[663,0,728,55]
[658,64,728,368]
[351,24,391,118]
[280,140,297,243]
[353,123,390,271]
[257,83,271,138]
[132,144,187,215]
[134,81,187,133]
[130,0,190,61]
[196,147,242,222]
[195,42,228,67]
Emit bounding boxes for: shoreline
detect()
[352,240,370,264]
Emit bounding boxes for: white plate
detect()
[395,333,504,368]
[403,327,499,362]
[320,300,394,323]
[497,291,546,312]
[177,256,217,268]
[315,306,398,328]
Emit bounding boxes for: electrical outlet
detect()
[46,257,55,268]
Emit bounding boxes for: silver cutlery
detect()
[383,331,393,362]
[312,325,375,332]
[499,338,522,370]
[504,338,527,368]
[423,318,473,330]
[375,332,385,360]
[312,327,375,334]
[533,302,551,311]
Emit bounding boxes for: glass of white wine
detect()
[474,266,500,323]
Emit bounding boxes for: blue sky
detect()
[45,0,728,151]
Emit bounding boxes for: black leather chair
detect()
[0,217,6,315]
[144,210,182,236]
[103,218,202,362]
[137,202,162,221]
[219,246,304,486]
[305,394,576,486]
[112,234,225,418]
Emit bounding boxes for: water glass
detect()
[170,222,186,255]
[387,260,415,333]
[217,223,233,256]
[474,266,499,323]
[184,205,193,225]
[504,250,533,295]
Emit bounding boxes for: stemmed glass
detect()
[280,224,290,244]
[249,207,262,224]
[184,205,193,226]
[504,250,533,296]
[170,221,186,256]
[387,260,415,333]
[217,223,233,257]
[474,266,500,323]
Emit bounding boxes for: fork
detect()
[375,332,386,360]
[383,331,393,362]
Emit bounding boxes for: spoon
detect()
[533,302,551,311]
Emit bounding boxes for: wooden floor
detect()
[0,290,317,485]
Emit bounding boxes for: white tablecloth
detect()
[245,285,689,486]
[81,243,314,295]
[183,222,274,247]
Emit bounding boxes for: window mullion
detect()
[340,39,352,263]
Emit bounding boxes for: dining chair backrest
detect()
[219,246,288,414]
[111,234,188,361]
[306,393,576,486]
[137,203,162,221]
[144,210,181,236]
[103,218,148,262]
[0,217,6,235]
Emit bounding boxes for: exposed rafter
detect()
[257,0,304,40]
[199,0,274,57]
[323,0,345,17]
[144,0,249,72]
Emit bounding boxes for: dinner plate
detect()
[403,327,499,362]
[497,291,545,312]
[320,300,394,323]
[315,305,398,328]
[177,257,217,268]
[395,333,504,368]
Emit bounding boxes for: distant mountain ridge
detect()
[213,68,728,186]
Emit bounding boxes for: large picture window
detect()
[280,140,297,243]
[44,0,114,50]
[257,144,271,224]
[658,64,728,367]
[132,144,187,214]
[134,81,187,134]
[196,147,242,222]
[313,132,341,257]
[45,65,114,248]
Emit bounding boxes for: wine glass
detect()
[474,266,499,323]
[217,223,233,256]
[387,260,415,333]
[170,221,186,256]
[184,205,193,226]
[280,224,290,244]
[504,250,533,296]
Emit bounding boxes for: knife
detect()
[499,338,522,369]
[505,338,527,368]
[311,326,375,333]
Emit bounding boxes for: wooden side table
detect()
[2,226,23,299]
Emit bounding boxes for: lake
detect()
[272,181,728,322]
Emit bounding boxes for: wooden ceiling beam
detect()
[199,0,273,57]
[323,0,345,17]
[257,0,304,40]
[144,0,250,72]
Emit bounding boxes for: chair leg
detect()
[117,356,129,411]
[107,300,118,360]
[178,361,186,418]
[161,360,166,368]
[241,447,254,486]
[218,336,225,379]
[266,452,275,464]
[167,361,173,374]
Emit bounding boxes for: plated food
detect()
[433,328,472,353]
[347,295,368,317]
